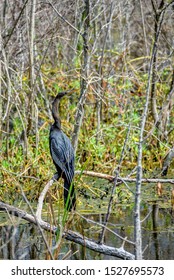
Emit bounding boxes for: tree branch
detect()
[36,172,59,220]
[46,0,82,36]
[75,170,174,184]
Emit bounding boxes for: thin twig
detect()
[77,213,135,246]
[2,0,30,50]
[46,0,82,36]
[99,125,131,244]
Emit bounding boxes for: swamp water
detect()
[0,179,174,260]
[0,204,174,260]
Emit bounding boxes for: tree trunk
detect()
[26,0,36,137]
[72,0,90,154]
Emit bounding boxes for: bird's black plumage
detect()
[49,92,76,211]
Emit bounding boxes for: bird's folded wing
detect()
[50,138,74,183]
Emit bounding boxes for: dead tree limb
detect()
[75,170,174,184]
[36,172,59,220]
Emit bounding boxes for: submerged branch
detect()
[0,201,134,260]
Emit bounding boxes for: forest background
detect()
[0,0,174,260]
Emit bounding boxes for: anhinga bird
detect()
[49,92,76,211]
[161,147,174,176]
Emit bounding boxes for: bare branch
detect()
[46,0,82,36]
[75,170,174,184]
[36,172,59,220]
[99,125,131,244]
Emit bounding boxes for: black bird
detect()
[161,147,174,176]
[49,92,76,211]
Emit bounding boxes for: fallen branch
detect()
[0,201,134,260]
[75,170,114,181]
[75,170,174,184]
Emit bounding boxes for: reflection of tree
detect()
[0,223,45,259]
[0,225,26,259]
[152,203,160,260]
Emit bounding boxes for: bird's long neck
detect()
[52,97,61,129]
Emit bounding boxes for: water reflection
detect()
[0,223,41,259]
[0,205,174,260]
[152,203,160,259]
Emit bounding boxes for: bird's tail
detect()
[64,180,76,211]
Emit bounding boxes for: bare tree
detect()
[134,0,174,259]
[150,0,174,141]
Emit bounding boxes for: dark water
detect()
[0,203,174,260]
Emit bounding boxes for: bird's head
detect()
[54,90,74,100]
[55,92,68,99]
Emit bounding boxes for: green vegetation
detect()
[1,61,173,210]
